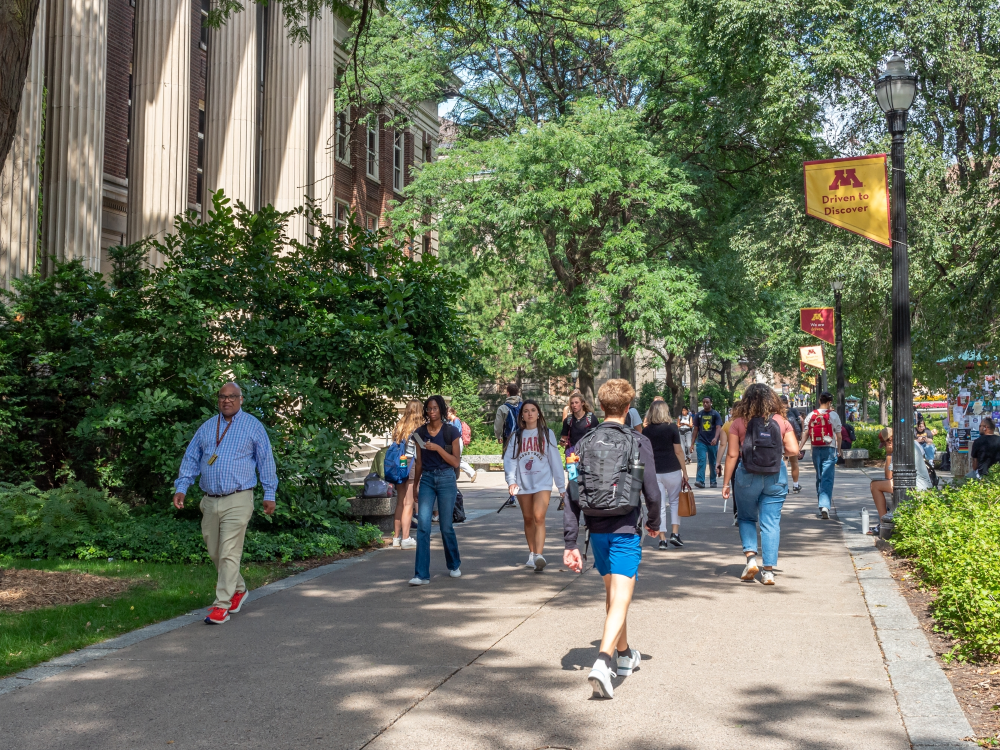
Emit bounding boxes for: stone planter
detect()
[841,449,869,469]
[464,454,503,471]
[347,494,397,534]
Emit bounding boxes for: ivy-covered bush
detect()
[0,481,382,563]
[0,195,476,523]
[893,477,1000,661]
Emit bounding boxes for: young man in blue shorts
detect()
[563,378,661,699]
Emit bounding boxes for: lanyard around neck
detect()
[216,412,236,448]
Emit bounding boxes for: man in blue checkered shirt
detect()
[173,382,278,625]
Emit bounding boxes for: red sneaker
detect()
[229,590,247,614]
[204,606,230,625]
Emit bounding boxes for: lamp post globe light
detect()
[831,278,846,426]
[876,53,918,537]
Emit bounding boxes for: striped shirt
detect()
[174,410,278,502]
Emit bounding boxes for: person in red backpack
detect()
[447,406,478,483]
[798,392,843,519]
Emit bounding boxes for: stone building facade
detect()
[0,0,440,288]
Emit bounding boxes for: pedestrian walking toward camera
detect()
[971,417,1000,478]
[495,384,523,508]
[721,384,799,585]
[643,400,690,549]
[447,406,479,483]
[504,400,566,572]
[678,407,694,463]
[173,383,277,625]
[387,399,423,550]
[409,396,464,585]
[799,392,842,519]
[693,397,723,487]
[780,395,803,493]
[564,379,660,699]
[559,389,599,457]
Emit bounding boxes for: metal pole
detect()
[835,289,846,424]
[884,109,915,534]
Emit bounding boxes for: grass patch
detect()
[0,556,298,678]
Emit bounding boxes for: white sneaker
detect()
[408,577,430,586]
[534,554,547,572]
[470,470,478,483]
[588,659,615,699]
[525,553,536,567]
[820,507,830,520]
[616,647,641,676]
[400,538,416,550]
[741,557,759,581]
[392,536,401,548]
[761,569,775,585]
[449,568,461,578]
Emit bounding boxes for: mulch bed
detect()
[878,544,1000,747]
[0,568,134,613]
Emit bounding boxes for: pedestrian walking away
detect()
[799,392,843,519]
[625,401,644,433]
[692,397,723,487]
[642,400,690,549]
[173,382,277,625]
[721,384,799,585]
[448,405,479,483]
[503,400,566,572]
[780,395,804,493]
[388,399,423,549]
[494,383,523,508]
[677,407,694,463]
[563,379,661,699]
[409,395,464,585]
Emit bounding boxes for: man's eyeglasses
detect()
[218,394,241,402]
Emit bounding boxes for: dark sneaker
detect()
[670,533,683,548]
[229,590,247,614]
[504,496,517,508]
[557,498,565,511]
[205,606,230,625]
[657,539,668,550]
[792,484,802,493]
[694,481,705,489]
[710,482,718,488]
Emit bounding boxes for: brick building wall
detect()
[103,0,133,181]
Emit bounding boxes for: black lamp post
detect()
[876,53,918,535]
[831,278,846,425]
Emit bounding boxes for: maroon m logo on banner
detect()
[828,168,864,190]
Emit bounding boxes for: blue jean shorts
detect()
[590,533,642,578]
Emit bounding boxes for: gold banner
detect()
[804,154,890,247]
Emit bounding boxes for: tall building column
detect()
[127,0,191,262]
[204,2,257,209]
[43,0,108,274]
[1,1,46,289]
[261,3,309,243]
[308,7,336,225]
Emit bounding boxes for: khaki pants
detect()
[200,490,254,609]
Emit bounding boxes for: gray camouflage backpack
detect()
[575,422,643,517]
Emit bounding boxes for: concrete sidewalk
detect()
[0,465,956,749]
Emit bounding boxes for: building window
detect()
[196,100,205,205]
[423,137,433,163]
[393,131,404,192]
[367,127,379,180]
[367,213,378,231]
[200,3,209,50]
[423,235,431,256]
[336,108,351,163]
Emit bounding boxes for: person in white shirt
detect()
[503,399,566,572]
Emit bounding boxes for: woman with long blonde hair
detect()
[642,400,689,549]
[390,400,424,548]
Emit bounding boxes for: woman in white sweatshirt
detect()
[503,399,566,572]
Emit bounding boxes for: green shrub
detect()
[0,481,381,564]
[893,477,1000,661]
[465,437,504,455]
[851,423,886,460]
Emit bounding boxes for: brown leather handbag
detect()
[678,481,697,517]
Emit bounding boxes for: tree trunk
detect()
[577,338,595,408]
[616,327,635,388]
[878,378,888,426]
[0,0,42,171]
[686,344,701,412]
[663,351,680,415]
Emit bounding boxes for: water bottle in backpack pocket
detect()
[740,416,784,474]
[383,440,413,484]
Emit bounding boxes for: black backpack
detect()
[740,416,784,475]
[786,408,803,440]
[575,422,642,517]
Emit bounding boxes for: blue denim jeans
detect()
[812,446,837,509]
[918,441,936,462]
[696,442,718,484]
[734,463,788,567]
[414,468,461,581]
